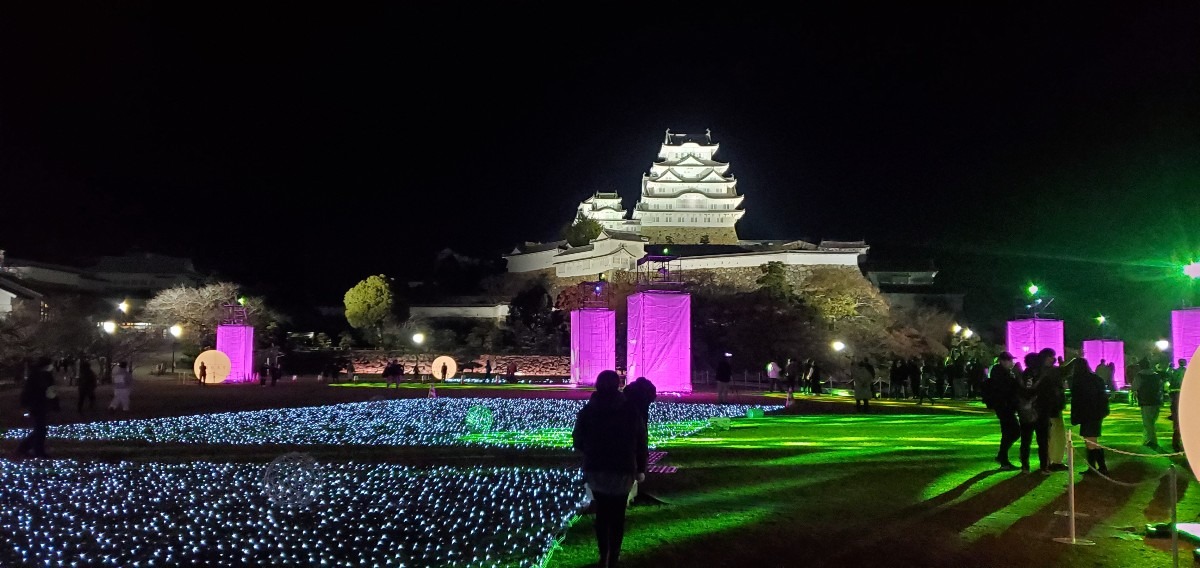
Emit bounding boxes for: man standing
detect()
[77,360,98,413]
[1133,358,1164,450]
[1096,359,1115,393]
[985,353,1021,470]
[198,361,207,385]
[715,354,732,404]
[109,361,133,412]
[15,356,55,459]
[484,358,493,381]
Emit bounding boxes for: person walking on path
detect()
[1016,353,1050,474]
[1069,357,1111,474]
[715,354,732,404]
[76,360,98,413]
[1132,358,1165,450]
[852,358,875,413]
[573,370,648,568]
[15,356,55,459]
[108,361,133,412]
[984,352,1021,470]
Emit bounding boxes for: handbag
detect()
[1017,395,1038,423]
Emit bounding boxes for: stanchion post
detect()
[1170,464,1178,568]
[1054,427,1095,545]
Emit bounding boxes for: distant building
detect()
[863,259,964,316]
[0,250,205,303]
[632,129,745,245]
[0,273,44,317]
[409,297,511,322]
[575,193,628,232]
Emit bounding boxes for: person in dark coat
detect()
[715,354,732,404]
[623,376,657,426]
[76,360,98,413]
[985,352,1021,470]
[15,356,55,459]
[1069,357,1111,474]
[573,370,648,568]
[1017,352,1049,474]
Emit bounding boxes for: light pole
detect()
[412,332,425,382]
[169,325,183,374]
[102,320,117,383]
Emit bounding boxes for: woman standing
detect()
[573,370,648,568]
[1070,357,1110,474]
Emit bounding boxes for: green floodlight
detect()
[237,296,247,306]
[1027,284,1040,296]
[1096,315,1107,325]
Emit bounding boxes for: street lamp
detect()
[831,340,846,352]
[412,333,425,381]
[102,321,117,383]
[118,300,129,314]
[1156,339,1170,352]
[169,325,183,373]
[950,323,962,334]
[962,328,974,339]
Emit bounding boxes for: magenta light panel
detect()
[1006,318,1065,366]
[216,324,255,383]
[1081,339,1126,390]
[570,308,615,387]
[627,292,692,393]
[1172,309,1200,367]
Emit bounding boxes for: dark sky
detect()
[2,3,1199,342]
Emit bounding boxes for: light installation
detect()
[0,460,585,568]
[570,308,615,387]
[4,398,774,449]
[216,324,255,383]
[1006,318,1064,364]
[627,292,692,393]
[1171,308,1200,366]
[1080,339,1126,389]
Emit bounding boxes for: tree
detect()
[797,267,889,322]
[563,217,604,247]
[755,261,794,300]
[700,234,711,245]
[343,275,398,345]
[144,283,276,347]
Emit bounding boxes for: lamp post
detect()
[412,332,425,382]
[102,320,117,383]
[169,325,183,374]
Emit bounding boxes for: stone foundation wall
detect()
[348,351,570,377]
[639,226,739,245]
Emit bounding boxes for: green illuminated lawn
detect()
[547,399,1196,568]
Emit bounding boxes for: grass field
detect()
[1,376,1194,567]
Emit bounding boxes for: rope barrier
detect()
[1082,438,1185,459]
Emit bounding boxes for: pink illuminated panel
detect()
[627,292,692,393]
[1172,309,1200,368]
[1081,339,1125,390]
[570,309,615,387]
[1006,318,1064,367]
[216,324,255,383]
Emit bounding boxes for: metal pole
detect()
[1171,465,1179,568]
[1054,428,1094,545]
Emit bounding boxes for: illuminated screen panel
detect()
[570,309,615,387]
[1081,339,1125,389]
[1006,318,1064,366]
[627,292,691,393]
[216,324,255,383]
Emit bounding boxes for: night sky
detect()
[2,3,1198,343]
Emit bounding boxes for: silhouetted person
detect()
[77,360,98,413]
[15,356,55,458]
[440,362,449,381]
[1017,353,1049,474]
[715,354,732,403]
[1070,357,1110,474]
[198,361,207,385]
[485,358,493,381]
[623,376,657,426]
[852,358,874,412]
[572,370,648,568]
[984,352,1020,470]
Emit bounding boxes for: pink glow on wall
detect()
[627,292,691,393]
[1081,339,1125,390]
[571,309,615,387]
[216,324,255,383]
[1172,309,1200,367]
[1006,318,1064,367]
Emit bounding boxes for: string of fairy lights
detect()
[0,460,586,568]
[4,398,774,449]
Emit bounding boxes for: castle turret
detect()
[575,192,628,231]
[631,129,744,244]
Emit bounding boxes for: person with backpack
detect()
[984,352,1021,470]
[1133,358,1165,450]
